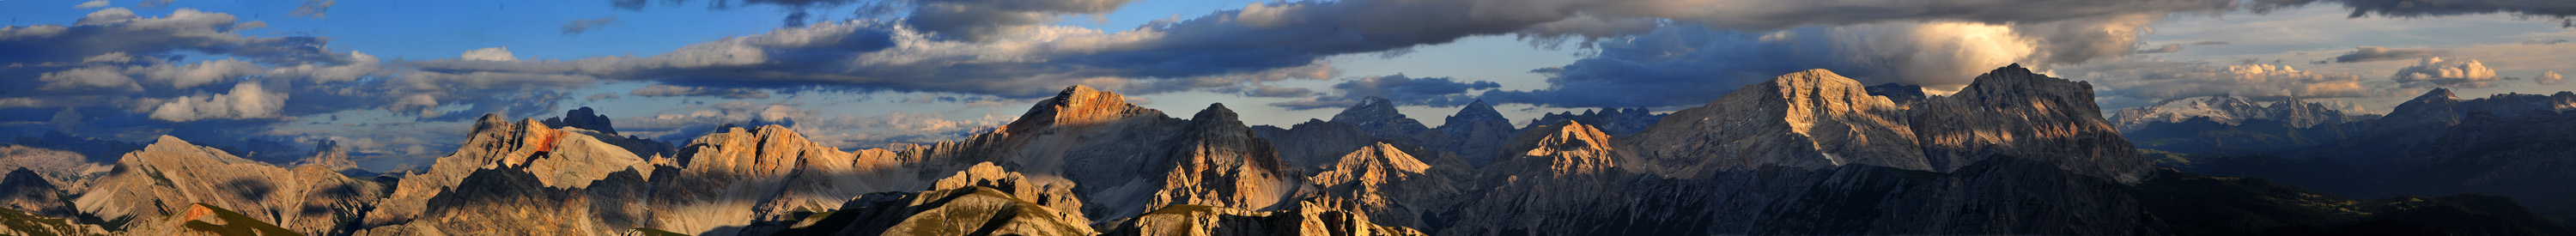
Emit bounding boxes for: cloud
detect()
[2138,44,2185,53]
[2194,40,2232,45]
[1268,74,1498,110]
[75,0,111,9]
[586,93,623,100]
[2391,57,2515,88]
[629,84,773,99]
[895,0,1140,42]
[146,82,289,122]
[562,16,619,35]
[2526,39,2570,45]
[2540,70,2565,85]
[2,8,349,67]
[2265,0,2576,22]
[461,47,517,61]
[1242,86,1314,98]
[2062,60,2379,101]
[2320,46,2445,64]
[290,0,336,18]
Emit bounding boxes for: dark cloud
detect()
[2322,46,2445,64]
[2525,39,2570,45]
[1269,74,1497,110]
[2261,0,2576,21]
[561,16,621,35]
[629,84,774,99]
[2194,40,2232,45]
[586,93,623,100]
[1242,86,1315,98]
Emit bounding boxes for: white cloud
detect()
[147,82,289,122]
[2538,70,2564,85]
[2066,61,2378,101]
[2391,57,2513,88]
[461,47,517,61]
[74,0,111,9]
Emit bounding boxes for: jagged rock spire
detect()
[1005,85,1152,134]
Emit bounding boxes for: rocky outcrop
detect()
[72,136,385,236]
[1629,69,1930,177]
[1434,100,1517,166]
[1304,142,1461,229]
[0,207,104,236]
[364,115,659,229]
[1911,64,2154,184]
[910,87,1303,221]
[1103,202,1425,236]
[291,139,369,176]
[644,124,922,235]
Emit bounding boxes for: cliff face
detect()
[71,136,385,236]
[903,86,1302,221]
[364,115,659,229]
[761,163,1092,236]
[1911,64,2154,184]
[1303,142,1461,229]
[1251,119,1378,172]
[1629,69,1930,177]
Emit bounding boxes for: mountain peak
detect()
[1004,85,1152,133]
[1192,103,1242,126]
[1627,69,1929,176]
[1329,96,1429,137]
[1498,120,1622,177]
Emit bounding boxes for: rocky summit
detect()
[1,65,2566,236]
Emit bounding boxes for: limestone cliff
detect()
[1103,202,1425,236]
[1303,142,1461,229]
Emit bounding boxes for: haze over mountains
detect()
[3,65,2572,235]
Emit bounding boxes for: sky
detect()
[3,0,2571,171]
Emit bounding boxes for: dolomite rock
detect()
[1434,100,1517,166]
[72,136,385,236]
[1303,142,1461,229]
[1628,69,1930,178]
[1911,64,2154,184]
[1103,202,1425,236]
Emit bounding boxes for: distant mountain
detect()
[2111,96,2375,154]
[1520,107,1665,136]
[2,66,2565,236]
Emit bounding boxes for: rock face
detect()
[1434,100,1518,166]
[364,115,660,229]
[1103,202,1426,236]
[1630,69,1931,177]
[1911,64,2154,184]
[906,87,1303,221]
[1447,121,1643,235]
[1303,142,1461,229]
[72,136,386,236]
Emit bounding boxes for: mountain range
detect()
[2,64,2570,235]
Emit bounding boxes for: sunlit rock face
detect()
[1629,69,1930,178]
[72,136,386,236]
[901,86,1303,221]
[1103,202,1427,236]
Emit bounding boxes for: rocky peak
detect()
[1004,85,1154,134]
[1309,142,1432,187]
[1498,121,1624,177]
[1628,69,1929,177]
[290,139,364,175]
[542,106,618,135]
[1442,100,1509,127]
[1,167,72,218]
[1911,64,2153,184]
[1522,107,1667,136]
[1329,96,1431,137]
[1437,100,1518,166]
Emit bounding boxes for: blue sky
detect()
[3,0,2571,171]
